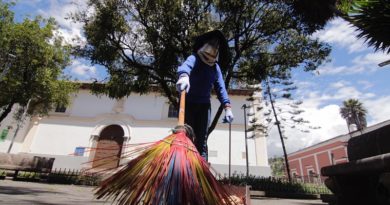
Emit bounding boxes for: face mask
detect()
[197,43,219,66]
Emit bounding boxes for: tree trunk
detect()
[0,102,14,124]
[266,79,291,182]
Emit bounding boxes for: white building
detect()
[0,84,271,177]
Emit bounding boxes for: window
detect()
[74,147,85,156]
[168,104,178,118]
[308,169,317,177]
[292,172,298,178]
[55,104,66,113]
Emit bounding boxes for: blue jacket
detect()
[177,54,230,105]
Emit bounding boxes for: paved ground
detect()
[0,180,326,205]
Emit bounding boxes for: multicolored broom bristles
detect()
[95,132,240,205]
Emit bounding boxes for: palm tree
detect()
[340,99,368,131]
[346,0,390,54]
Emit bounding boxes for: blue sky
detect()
[9,0,390,157]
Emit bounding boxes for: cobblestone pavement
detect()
[0,180,326,205]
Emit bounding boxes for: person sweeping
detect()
[94,30,241,205]
[176,30,234,161]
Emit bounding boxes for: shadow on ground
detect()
[0,184,61,195]
[0,200,107,205]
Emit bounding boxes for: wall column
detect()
[20,117,40,153]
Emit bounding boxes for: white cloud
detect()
[37,0,87,45]
[358,80,374,90]
[266,82,387,156]
[312,18,367,53]
[352,52,390,67]
[296,81,375,108]
[267,104,348,156]
[364,96,390,125]
[330,80,350,89]
[67,60,97,80]
[316,64,353,75]
[317,51,390,76]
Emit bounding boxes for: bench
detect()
[321,124,390,205]
[0,153,55,179]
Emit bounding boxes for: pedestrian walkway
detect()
[0,180,326,205]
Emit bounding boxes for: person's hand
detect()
[223,107,234,123]
[176,74,190,93]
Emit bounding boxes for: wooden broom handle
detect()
[178,90,186,126]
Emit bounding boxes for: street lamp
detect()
[378,59,390,67]
[242,104,250,178]
[222,118,232,179]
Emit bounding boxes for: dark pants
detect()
[185,102,211,161]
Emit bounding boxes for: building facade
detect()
[287,136,348,183]
[0,85,271,177]
[287,120,390,183]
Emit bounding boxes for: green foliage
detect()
[269,157,286,177]
[290,0,338,33]
[15,170,101,186]
[47,170,101,185]
[0,1,78,123]
[347,0,390,53]
[219,175,331,195]
[16,171,41,182]
[72,0,331,134]
[293,0,390,53]
[260,78,319,136]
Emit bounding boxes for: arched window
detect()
[168,104,178,118]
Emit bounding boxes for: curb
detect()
[250,190,321,200]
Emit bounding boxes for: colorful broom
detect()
[95,91,240,205]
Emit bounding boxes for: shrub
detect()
[218,175,331,195]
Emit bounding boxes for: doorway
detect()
[92,125,124,169]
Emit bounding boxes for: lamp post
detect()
[378,59,390,67]
[242,104,250,178]
[223,117,232,179]
[228,122,231,179]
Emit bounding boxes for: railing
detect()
[290,175,325,184]
[8,168,101,186]
[219,175,331,195]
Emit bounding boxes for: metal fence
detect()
[7,168,101,186]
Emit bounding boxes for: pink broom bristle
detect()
[94,132,241,205]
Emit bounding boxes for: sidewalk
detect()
[0,180,326,205]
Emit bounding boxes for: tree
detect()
[344,0,390,54]
[292,0,390,53]
[0,1,15,74]
[243,76,320,182]
[340,98,367,131]
[269,156,286,178]
[0,1,77,123]
[72,0,330,135]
